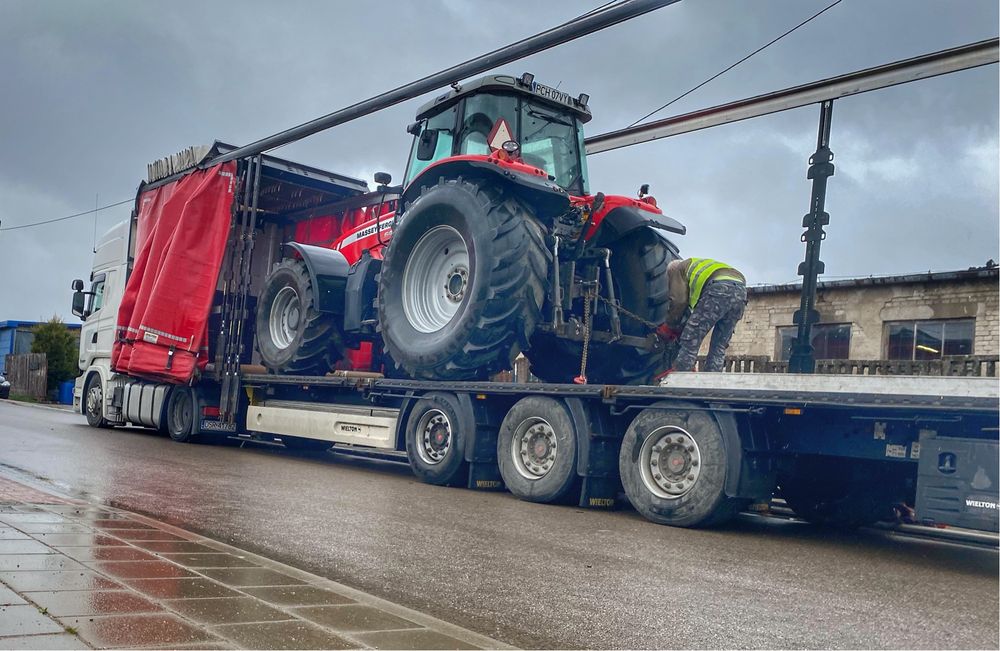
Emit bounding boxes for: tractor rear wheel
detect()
[529,228,673,385]
[378,178,548,381]
[256,259,341,375]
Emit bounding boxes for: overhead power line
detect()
[627,0,845,128]
[0,198,133,232]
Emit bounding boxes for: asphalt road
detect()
[1,400,996,649]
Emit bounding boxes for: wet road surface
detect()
[1,400,997,649]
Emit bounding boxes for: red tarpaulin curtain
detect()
[113,162,236,383]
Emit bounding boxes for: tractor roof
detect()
[415,73,593,124]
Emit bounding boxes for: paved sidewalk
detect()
[0,475,509,650]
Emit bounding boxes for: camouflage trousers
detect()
[673,280,747,372]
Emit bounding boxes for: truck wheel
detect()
[529,229,673,385]
[497,396,578,504]
[619,405,742,527]
[780,458,898,529]
[166,386,198,443]
[404,392,469,486]
[379,178,548,381]
[84,374,110,428]
[257,259,341,376]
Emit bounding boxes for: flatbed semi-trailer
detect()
[207,371,997,531]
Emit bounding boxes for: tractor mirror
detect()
[416,129,439,161]
[71,290,87,320]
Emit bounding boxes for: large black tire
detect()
[378,178,549,381]
[84,374,110,428]
[404,392,470,486]
[256,259,341,376]
[497,396,578,504]
[619,404,744,527]
[529,228,673,385]
[780,458,900,529]
[166,386,198,443]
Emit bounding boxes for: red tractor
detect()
[255,72,685,384]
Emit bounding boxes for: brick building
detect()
[723,264,998,372]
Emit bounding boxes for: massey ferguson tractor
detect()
[256,72,685,384]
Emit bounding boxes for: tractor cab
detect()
[403,73,593,197]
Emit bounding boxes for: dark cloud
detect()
[1,0,996,320]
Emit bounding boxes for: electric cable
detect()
[0,198,133,232]
[627,0,845,127]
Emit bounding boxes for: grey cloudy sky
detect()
[1,0,997,322]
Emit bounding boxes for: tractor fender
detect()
[401,158,571,221]
[283,242,350,314]
[592,204,686,248]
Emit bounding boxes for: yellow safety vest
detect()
[686,258,742,309]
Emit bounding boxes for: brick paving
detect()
[0,475,509,650]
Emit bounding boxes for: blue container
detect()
[58,380,75,405]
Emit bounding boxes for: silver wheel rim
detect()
[401,225,470,333]
[269,286,301,349]
[638,426,702,499]
[511,417,558,480]
[86,385,102,419]
[415,408,452,465]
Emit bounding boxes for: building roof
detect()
[0,320,82,330]
[749,264,999,295]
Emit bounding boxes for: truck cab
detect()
[71,219,132,420]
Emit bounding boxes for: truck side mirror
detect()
[374,172,392,186]
[416,129,439,161]
[72,279,84,291]
[72,290,87,320]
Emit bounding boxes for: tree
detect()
[31,316,79,393]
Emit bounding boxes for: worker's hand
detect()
[656,324,679,342]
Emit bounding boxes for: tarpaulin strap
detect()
[166,347,176,371]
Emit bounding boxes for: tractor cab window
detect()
[520,100,589,196]
[404,105,457,186]
[457,93,519,156]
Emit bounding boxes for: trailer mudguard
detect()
[592,205,686,247]
[712,408,774,500]
[283,242,350,314]
[401,158,571,221]
[566,397,621,509]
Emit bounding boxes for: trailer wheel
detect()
[379,178,549,381]
[529,228,674,385]
[780,458,899,529]
[404,392,469,486]
[497,396,578,504]
[619,405,741,527]
[257,259,341,375]
[166,386,198,443]
[84,374,110,429]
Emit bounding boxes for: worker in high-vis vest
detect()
[657,258,747,373]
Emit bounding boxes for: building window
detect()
[776,324,851,361]
[884,319,974,360]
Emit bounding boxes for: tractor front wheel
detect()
[256,259,341,376]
